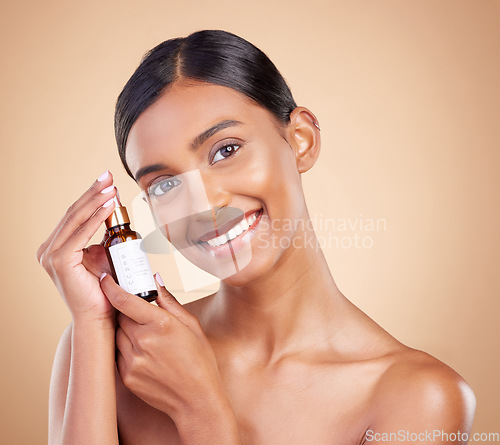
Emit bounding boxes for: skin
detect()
[40,79,476,445]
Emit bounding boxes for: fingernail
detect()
[100,272,107,281]
[97,170,109,182]
[101,185,115,194]
[155,272,164,287]
[103,198,115,208]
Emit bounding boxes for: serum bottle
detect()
[104,191,158,302]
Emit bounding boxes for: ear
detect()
[286,107,321,174]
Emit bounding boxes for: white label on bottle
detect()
[108,239,156,295]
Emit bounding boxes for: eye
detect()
[211,143,241,164]
[147,177,181,198]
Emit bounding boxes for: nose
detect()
[195,172,232,223]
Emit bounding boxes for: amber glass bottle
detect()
[104,193,158,302]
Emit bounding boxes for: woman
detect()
[37,30,476,444]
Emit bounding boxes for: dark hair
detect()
[114,29,297,178]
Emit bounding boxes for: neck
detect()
[208,217,346,367]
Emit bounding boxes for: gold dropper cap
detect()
[105,189,130,229]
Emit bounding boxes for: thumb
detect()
[154,273,201,331]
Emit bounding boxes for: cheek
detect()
[237,141,304,217]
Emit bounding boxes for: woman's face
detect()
[125,80,309,286]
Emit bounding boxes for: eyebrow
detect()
[134,119,243,182]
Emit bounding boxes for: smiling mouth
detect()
[196,208,263,247]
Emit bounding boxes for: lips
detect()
[197,208,262,244]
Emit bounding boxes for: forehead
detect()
[125,81,273,178]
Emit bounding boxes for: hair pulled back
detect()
[114,29,297,178]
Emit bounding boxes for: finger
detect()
[100,272,165,324]
[49,183,117,254]
[36,170,114,262]
[154,273,200,329]
[116,325,134,354]
[116,312,139,339]
[81,244,113,276]
[57,200,117,259]
[37,171,115,264]
[116,349,129,384]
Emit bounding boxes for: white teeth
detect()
[206,211,260,247]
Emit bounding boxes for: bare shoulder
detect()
[367,347,476,440]
[375,348,476,405]
[342,298,476,423]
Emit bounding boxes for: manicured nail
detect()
[100,272,107,281]
[97,170,109,182]
[155,272,164,287]
[101,185,115,194]
[103,198,115,208]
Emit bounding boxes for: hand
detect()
[36,170,118,322]
[99,272,227,421]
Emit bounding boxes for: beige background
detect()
[1,0,498,443]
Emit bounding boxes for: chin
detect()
[218,252,277,288]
